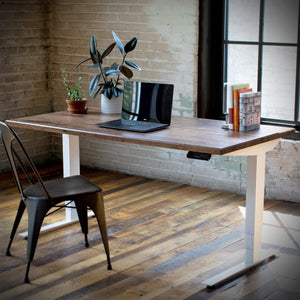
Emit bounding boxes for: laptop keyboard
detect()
[96,119,168,132]
[122,119,161,129]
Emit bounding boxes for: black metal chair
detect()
[0,121,112,283]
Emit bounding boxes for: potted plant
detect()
[61,68,88,114]
[76,31,141,114]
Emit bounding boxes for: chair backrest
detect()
[0,121,51,200]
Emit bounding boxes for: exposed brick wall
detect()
[265,140,300,202]
[50,0,199,117]
[1,0,299,203]
[0,0,53,172]
[78,137,300,203]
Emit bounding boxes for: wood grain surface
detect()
[0,166,299,299]
[6,108,294,155]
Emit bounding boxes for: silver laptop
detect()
[97,81,174,132]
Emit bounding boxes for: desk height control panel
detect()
[187,151,212,161]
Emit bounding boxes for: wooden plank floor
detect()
[0,166,299,299]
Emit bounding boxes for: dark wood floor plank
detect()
[0,166,299,300]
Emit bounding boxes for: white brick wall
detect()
[49,135,300,203]
[1,1,299,203]
[49,0,199,117]
[0,0,53,172]
[265,140,300,202]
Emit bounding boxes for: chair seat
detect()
[1,121,111,283]
[24,175,101,201]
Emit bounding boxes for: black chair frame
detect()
[0,121,112,283]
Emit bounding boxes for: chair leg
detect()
[6,199,26,256]
[24,199,49,283]
[75,200,89,247]
[86,192,112,270]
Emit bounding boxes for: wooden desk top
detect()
[6,109,294,155]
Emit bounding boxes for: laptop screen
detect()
[121,81,174,124]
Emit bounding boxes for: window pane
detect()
[261,46,297,120]
[264,0,299,43]
[227,44,258,91]
[228,0,260,41]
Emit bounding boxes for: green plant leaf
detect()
[104,87,113,99]
[105,69,120,76]
[76,57,91,68]
[90,35,97,54]
[112,31,124,55]
[111,63,119,70]
[112,87,117,97]
[112,86,122,97]
[90,49,102,64]
[93,84,104,99]
[88,63,101,69]
[89,74,100,96]
[120,65,133,79]
[124,37,137,53]
[101,42,116,59]
[125,60,141,71]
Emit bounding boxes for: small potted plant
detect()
[61,68,88,114]
[76,31,141,114]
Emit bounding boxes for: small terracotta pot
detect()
[66,99,88,114]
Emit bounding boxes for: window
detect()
[224,0,300,128]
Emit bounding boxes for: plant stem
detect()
[116,54,126,86]
[98,62,107,84]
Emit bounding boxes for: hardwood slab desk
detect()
[6,109,294,288]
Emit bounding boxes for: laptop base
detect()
[96,119,169,133]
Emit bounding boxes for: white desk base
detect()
[63,134,80,222]
[24,133,281,288]
[203,138,281,288]
[202,255,277,289]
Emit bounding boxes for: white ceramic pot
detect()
[101,94,123,114]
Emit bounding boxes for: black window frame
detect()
[223,0,300,129]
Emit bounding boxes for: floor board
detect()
[0,166,299,299]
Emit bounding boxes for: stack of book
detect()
[225,83,261,131]
[239,92,261,131]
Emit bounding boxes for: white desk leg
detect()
[245,154,265,265]
[63,134,80,222]
[63,134,80,177]
[203,152,276,289]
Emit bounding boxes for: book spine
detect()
[228,108,233,129]
[228,85,233,130]
[233,90,239,131]
[234,88,253,131]
[231,84,249,131]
